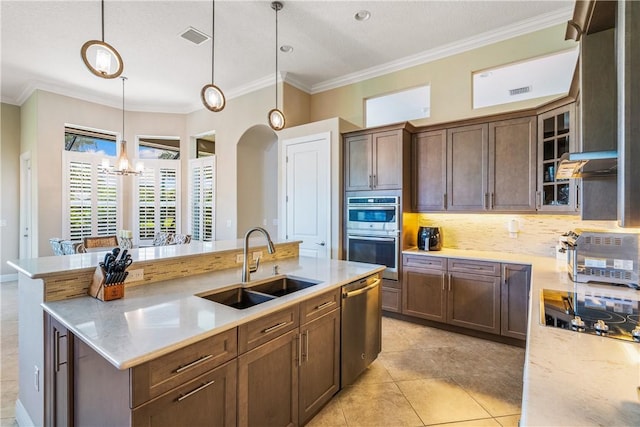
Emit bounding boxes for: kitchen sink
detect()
[249,276,321,297]
[199,287,276,309]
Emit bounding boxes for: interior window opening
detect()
[138,137,181,160]
[365,85,431,128]
[64,127,117,154]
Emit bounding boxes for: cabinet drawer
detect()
[403,254,446,270]
[299,288,340,325]
[447,258,500,276]
[239,305,300,353]
[131,327,237,407]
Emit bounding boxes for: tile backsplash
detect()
[404,213,622,257]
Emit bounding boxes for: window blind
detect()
[188,156,215,241]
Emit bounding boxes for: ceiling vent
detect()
[179,27,210,45]
[509,86,532,96]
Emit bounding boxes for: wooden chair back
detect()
[83,235,118,250]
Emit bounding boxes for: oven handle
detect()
[347,235,397,242]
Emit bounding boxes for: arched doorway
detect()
[236,125,278,238]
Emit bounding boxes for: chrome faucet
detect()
[242,227,276,282]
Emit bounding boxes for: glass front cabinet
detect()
[537,103,578,212]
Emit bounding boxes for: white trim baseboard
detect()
[1,273,18,283]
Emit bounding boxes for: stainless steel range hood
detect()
[555,150,617,179]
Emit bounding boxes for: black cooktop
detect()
[541,289,640,343]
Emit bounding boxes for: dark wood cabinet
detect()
[412,130,447,211]
[488,116,537,211]
[381,279,401,313]
[344,127,409,192]
[298,308,341,425]
[45,315,73,427]
[132,360,237,427]
[501,263,531,340]
[402,266,446,322]
[447,124,489,211]
[238,329,299,427]
[447,270,501,335]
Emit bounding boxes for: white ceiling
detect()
[1,0,574,114]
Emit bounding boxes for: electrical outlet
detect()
[236,254,244,263]
[253,251,263,260]
[126,269,144,282]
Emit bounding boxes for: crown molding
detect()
[310,6,574,94]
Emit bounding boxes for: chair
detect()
[152,232,174,246]
[49,238,65,256]
[83,235,119,250]
[173,234,192,245]
[61,240,86,254]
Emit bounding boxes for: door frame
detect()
[20,151,34,259]
[280,132,331,258]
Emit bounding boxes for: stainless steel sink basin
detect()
[199,287,276,309]
[249,276,321,297]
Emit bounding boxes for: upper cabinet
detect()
[412,115,536,213]
[537,103,578,212]
[344,124,411,192]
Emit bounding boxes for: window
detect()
[62,151,121,240]
[196,137,215,158]
[65,127,117,155]
[473,48,579,109]
[189,157,216,241]
[135,160,180,244]
[365,85,430,128]
[138,137,180,160]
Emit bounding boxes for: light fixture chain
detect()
[211,0,215,84]
[101,0,105,42]
[121,76,126,138]
[275,2,279,109]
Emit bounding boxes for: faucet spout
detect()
[242,227,276,283]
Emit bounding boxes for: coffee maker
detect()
[417,226,442,251]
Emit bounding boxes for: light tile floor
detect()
[0,281,524,427]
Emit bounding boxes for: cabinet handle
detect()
[443,193,447,209]
[369,175,373,189]
[315,300,335,311]
[262,321,288,334]
[373,174,378,188]
[54,330,60,372]
[297,333,303,367]
[491,193,495,209]
[175,354,214,373]
[304,330,310,363]
[484,193,489,210]
[177,380,216,402]
[575,184,580,210]
[441,272,445,291]
[536,191,541,209]
[448,274,452,292]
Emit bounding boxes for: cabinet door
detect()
[447,272,501,334]
[412,130,447,211]
[132,360,237,427]
[45,315,73,427]
[372,130,403,190]
[537,104,577,211]
[381,279,402,313]
[299,309,340,425]
[488,117,537,211]
[447,124,488,211]
[238,329,299,427]
[344,134,373,191]
[402,266,446,322]
[501,264,531,340]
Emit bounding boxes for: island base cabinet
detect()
[448,272,501,335]
[501,264,531,340]
[299,309,340,425]
[45,315,73,427]
[132,360,237,427]
[238,329,299,427]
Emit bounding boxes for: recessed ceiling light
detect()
[280,45,293,53]
[354,10,371,21]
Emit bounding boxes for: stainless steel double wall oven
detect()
[346,196,400,280]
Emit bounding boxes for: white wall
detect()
[1,103,21,277]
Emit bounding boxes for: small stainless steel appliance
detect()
[541,289,640,343]
[417,226,442,251]
[346,196,399,280]
[565,229,639,289]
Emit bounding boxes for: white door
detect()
[283,133,330,258]
[20,152,33,258]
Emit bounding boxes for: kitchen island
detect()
[403,248,640,426]
[8,239,384,426]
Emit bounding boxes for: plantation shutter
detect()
[62,151,121,240]
[188,156,215,241]
[135,159,180,244]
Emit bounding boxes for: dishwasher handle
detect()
[342,278,381,299]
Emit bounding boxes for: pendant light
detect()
[101,77,143,176]
[268,1,286,131]
[200,0,226,111]
[81,0,124,79]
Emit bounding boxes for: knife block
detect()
[88,266,125,301]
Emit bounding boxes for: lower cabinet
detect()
[132,360,237,427]
[45,315,73,427]
[402,254,528,340]
[501,264,531,340]
[381,279,402,313]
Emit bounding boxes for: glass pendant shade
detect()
[80,1,123,79]
[81,40,123,79]
[201,84,226,112]
[268,108,285,131]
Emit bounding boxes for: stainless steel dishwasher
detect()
[341,272,382,386]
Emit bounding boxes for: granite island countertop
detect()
[403,248,640,426]
[42,256,384,370]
